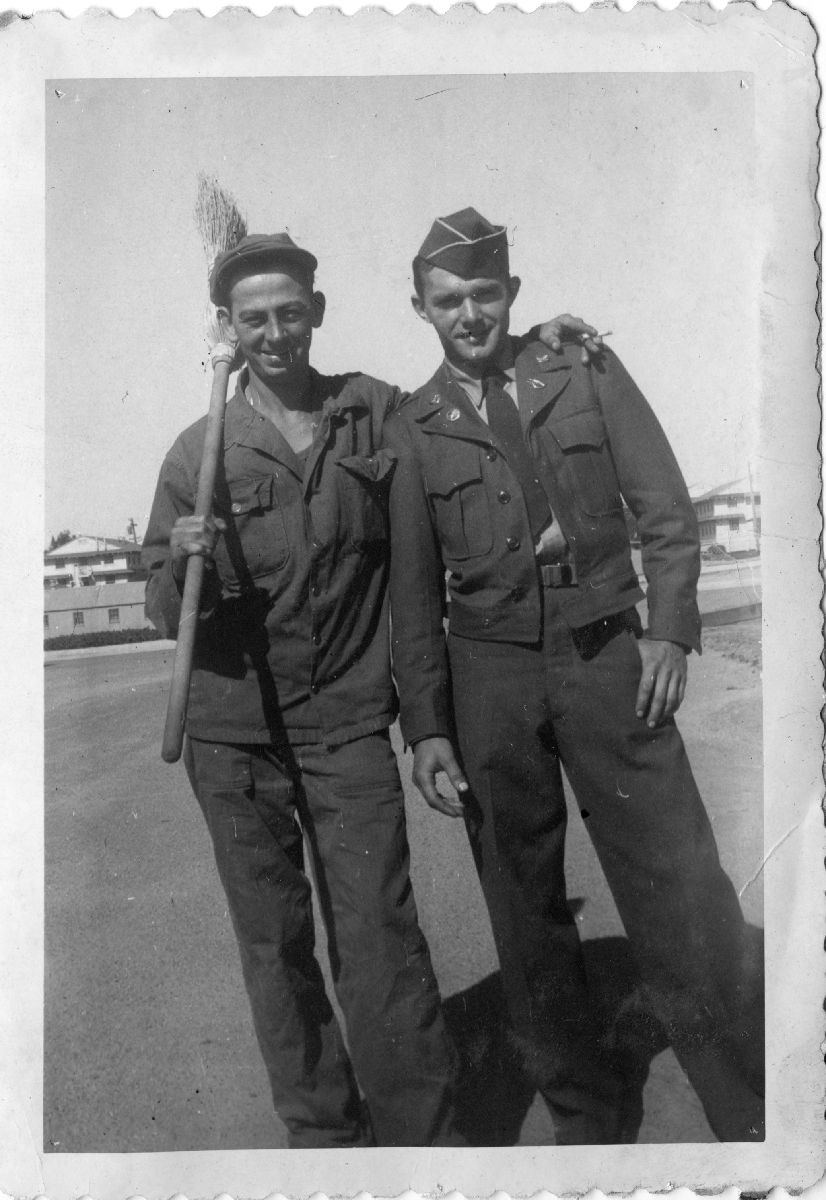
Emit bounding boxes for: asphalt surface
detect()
[44,629,763,1152]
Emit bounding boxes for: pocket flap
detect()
[548,408,608,451]
[336,448,397,484]
[226,477,274,515]
[424,446,483,497]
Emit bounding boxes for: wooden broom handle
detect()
[161,343,236,763]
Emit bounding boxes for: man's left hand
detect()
[537,315,607,364]
[635,639,688,728]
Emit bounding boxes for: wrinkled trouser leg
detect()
[295,732,462,1147]
[545,611,764,1142]
[449,598,763,1144]
[447,634,629,1146]
[186,733,462,1148]
[185,736,366,1148]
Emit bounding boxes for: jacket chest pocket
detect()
[336,449,396,549]
[545,408,622,517]
[425,444,493,561]
[214,475,290,585]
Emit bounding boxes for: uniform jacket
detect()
[143,368,401,747]
[383,339,702,745]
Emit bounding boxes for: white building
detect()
[44,580,153,638]
[44,535,146,589]
[691,478,761,555]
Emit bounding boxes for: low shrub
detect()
[45,628,164,651]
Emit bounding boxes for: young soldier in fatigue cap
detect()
[383,208,765,1144]
[142,230,603,1148]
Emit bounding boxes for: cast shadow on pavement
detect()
[442,918,765,1146]
[441,924,670,1147]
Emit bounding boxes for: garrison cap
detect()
[415,207,509,280]
[210,233,318,305]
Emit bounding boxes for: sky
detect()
[45,73,756,545]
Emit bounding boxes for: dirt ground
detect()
[702,620,762,671]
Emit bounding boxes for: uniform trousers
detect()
[185,730,461,1148]
[447,595,764,1144]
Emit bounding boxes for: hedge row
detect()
[45,628,165,651]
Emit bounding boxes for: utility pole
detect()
[747,461,760,555]
[127,518,138,544]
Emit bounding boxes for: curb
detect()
[701,603,762,629]
[45,640,176,664]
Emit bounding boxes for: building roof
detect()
[45,535,142,560]
[45,580,148,612]
[691,478,760,503]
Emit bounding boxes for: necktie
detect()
[483,374,552,542]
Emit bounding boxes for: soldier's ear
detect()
[216,306,236,341]
[311,291,326,329]
[507,276,521,306]
[411,294,432,324]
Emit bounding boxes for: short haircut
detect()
[412,256,429,300]
[221,256,316,311]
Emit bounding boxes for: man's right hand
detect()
[170,515,227,586]
[412,737,469,818]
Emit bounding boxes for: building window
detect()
[73,611,84,627]
[44,614,49,629]
[54,558,65,568]
[728,519,740,531]
[108,608,120,624]
[102,555,114,564]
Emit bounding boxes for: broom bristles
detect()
[195,172,248,272]
[194,173,248,354]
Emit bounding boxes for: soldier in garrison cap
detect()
[384,207,764,1144]
[143,229,607,1148]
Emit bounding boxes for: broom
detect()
[161,174,247,763]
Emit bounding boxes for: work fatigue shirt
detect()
[143,368,401,747]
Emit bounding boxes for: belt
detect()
[539,562,578,588]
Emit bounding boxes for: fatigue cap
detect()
[415,207,509,281]
[210,233,318,306]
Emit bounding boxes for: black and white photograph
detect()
[1,4,822,1198]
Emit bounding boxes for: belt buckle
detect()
[540,562,577,588]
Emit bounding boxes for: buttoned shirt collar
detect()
[443,337,517,413]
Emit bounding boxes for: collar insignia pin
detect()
[536,352,551,363]
[430,393,441,405]
[447,407,461,421]
[527,378,546,389]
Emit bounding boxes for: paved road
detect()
[44,635,762,1152]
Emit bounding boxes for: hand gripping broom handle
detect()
[161,342,236,763]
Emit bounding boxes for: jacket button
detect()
[486,447,497,461]
[311,682,320,694]
[311,585,320,598]
[506,536,520,551]
[498,490,511,504]
[313,632,321,645]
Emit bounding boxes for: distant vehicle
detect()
[701,543,736,563]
